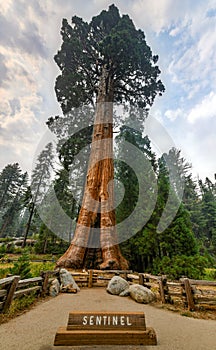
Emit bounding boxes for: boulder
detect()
[59,268,80,292]
[49,278,60,297]
[61,285,78,293]
[107,276,129,295]
[129,284,156,303]
[119,288,130,297]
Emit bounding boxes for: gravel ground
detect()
[0,288,215,350]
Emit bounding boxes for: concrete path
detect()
[0,288,215,350]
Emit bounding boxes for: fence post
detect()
[3,276,20,313]
[139,273,144,286]
[158,277,166,304]
[183,278,195,311]
[41,271,50,296]
[88,270,93,288]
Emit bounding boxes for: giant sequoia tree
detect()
[55,5,165,269]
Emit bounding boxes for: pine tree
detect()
[22,143,54,247]
[10,250,32,279]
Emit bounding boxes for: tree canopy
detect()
[54,4,165,112]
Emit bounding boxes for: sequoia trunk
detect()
[56,66,128,269]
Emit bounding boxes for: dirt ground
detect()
[0,288,215,350]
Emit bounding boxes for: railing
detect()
[138,273,216,311]
[0,270,60,313]
[0,269,216,313]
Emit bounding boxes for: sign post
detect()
[54,311,157,346]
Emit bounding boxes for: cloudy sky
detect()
[0,0,216,181]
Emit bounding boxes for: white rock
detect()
[59,268,80,292]
[49,278,60,297]
[129,284,156,303]
[107,276,129,295]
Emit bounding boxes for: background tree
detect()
[54,4,165,269]
[22,143,54,247]
[0,164,28,237]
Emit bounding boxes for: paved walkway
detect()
[0,288,215,350]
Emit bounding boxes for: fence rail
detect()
[138,273,216,311]
[0,269,216,314]
[0,270,60,313]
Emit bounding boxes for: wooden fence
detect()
[138,273,216,311]
[0,270,59,313]
[0,269,216,313]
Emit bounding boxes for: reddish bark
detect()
[56,66,128,270]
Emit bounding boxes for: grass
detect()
[0,292,49,325]
[0,260,56,279]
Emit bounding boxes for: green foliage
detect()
[0,244,6,257]
[0,266,10,278]
[34,224,69,255]
[8,292,38,316]
[54,4,164,111]
[152,255,209,280]
[0,163,28,237]
[30,262,55,277]
[204,268,216,280]
[10,250,32,279]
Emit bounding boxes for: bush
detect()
[0,244,6,258]
[10,250,32,279]
[204,268,216,280]
[30,262,55,277]
[0,267,10,279]
[152,255,209,280]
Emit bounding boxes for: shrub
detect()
[10,250,32,279]
[204,268,216,281]
[30,262,55,277]
[152,255,209,280]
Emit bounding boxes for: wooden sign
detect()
[67,311,146,330]
[54,311,157,346]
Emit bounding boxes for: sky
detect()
[0,0,216,181]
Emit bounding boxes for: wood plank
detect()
[167,282,181,287]
[180,278,216,286]
[158,279,166,303]
[41,271,50,296]
[183,278,195,311]
[169,292,184,297]
[88,270,93,288]
[0,276,18,288]
[3,276,20,312]
[89,270,133,274]
[141,273,160,281]
[18,277,43,287]
[195,297,216,305]
[67,311,146,331]
[0,289,7,297]
[54,327,157,346]
[14,286,41,298]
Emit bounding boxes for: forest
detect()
[0,135,215,279]
[0,5,215,279]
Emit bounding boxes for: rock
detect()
[59,268,80,292]
[119,288,130,297]
[61,285,78,293]
[49,278,60,297]
[129,284,156,303]
[107,276,129,295]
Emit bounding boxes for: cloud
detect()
[165,108,183,121]
[0,0,215,182]
[187,91,216,123]
[0,53,8,86]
